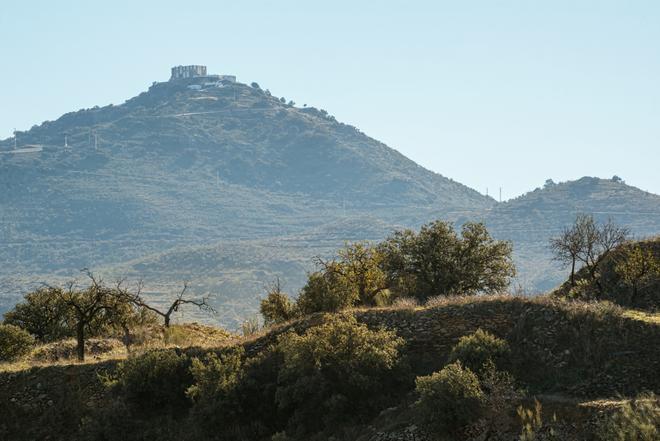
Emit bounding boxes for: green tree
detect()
[315,242,388,306]
[379,221,515,301]
[3,288,73,341]
[615,244,660,305]
[296,270,356,314]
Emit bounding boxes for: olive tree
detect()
[379,221,515,301]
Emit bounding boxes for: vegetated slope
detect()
[1,296,658,440]
[481,178,660,293]
[0,79,491,321]
[552,237,660,310]
[1,79,659,327]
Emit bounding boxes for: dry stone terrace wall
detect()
[244,296,660,397]
[1,295,658,434]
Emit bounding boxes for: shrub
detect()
[260,291,298,326]
[275,314,406,435]
[3,289,73,342]
[187,347,244,409]
[597,392,659,441]
[296,271,357,314]
[113,349,193,414]
[447,329,510,374]
[415,361,485,434]
[0,324,35,362]
[241,316,262,337]
[188,348,283,440]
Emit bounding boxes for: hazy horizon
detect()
[2,1,659,199]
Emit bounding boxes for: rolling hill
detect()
[1,74,659,327]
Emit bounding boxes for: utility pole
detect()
[499,187,502,203]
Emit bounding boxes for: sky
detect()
[1,0,659,199]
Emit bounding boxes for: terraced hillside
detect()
[1,296,658,440]
[1,77,659,327]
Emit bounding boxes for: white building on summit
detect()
[169,65,236,83]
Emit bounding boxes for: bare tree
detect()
[577,217,629,296]
[120,282,215,327]
[552,215,629,296]
[54,271,128,361]
[550,216,587,286]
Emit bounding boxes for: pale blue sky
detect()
[1,1,659,199]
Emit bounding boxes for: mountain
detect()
[481,177,660,292]
[1,72,659,326]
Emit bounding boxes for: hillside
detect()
[1,295,658,440]
[1,75,660,327]
[0,76,491,324]
[482,177,660,292]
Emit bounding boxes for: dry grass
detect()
[0,322,238,373]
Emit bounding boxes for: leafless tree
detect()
[551,215,629,296]
[119,281,215,327]
[53,270,127,361]
[550,216,587,286]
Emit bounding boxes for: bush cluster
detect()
[415,361,485,433]
[275,314,407,435]
[113,349,193,414]
[0,324,34,362]
[447,328,510,373]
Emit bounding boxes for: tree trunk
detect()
[570,259,576,286]
[122,325,132,349]
[630,283,638,306]
[164,314,171,328]
[76,322,85,361]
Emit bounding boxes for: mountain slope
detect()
[0,78,491,323]
[482,177,660,291]
[1,77,659,326]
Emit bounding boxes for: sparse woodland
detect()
[0,217,659,440]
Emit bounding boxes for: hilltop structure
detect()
[170,65,207,80]
[169,65,236,83]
